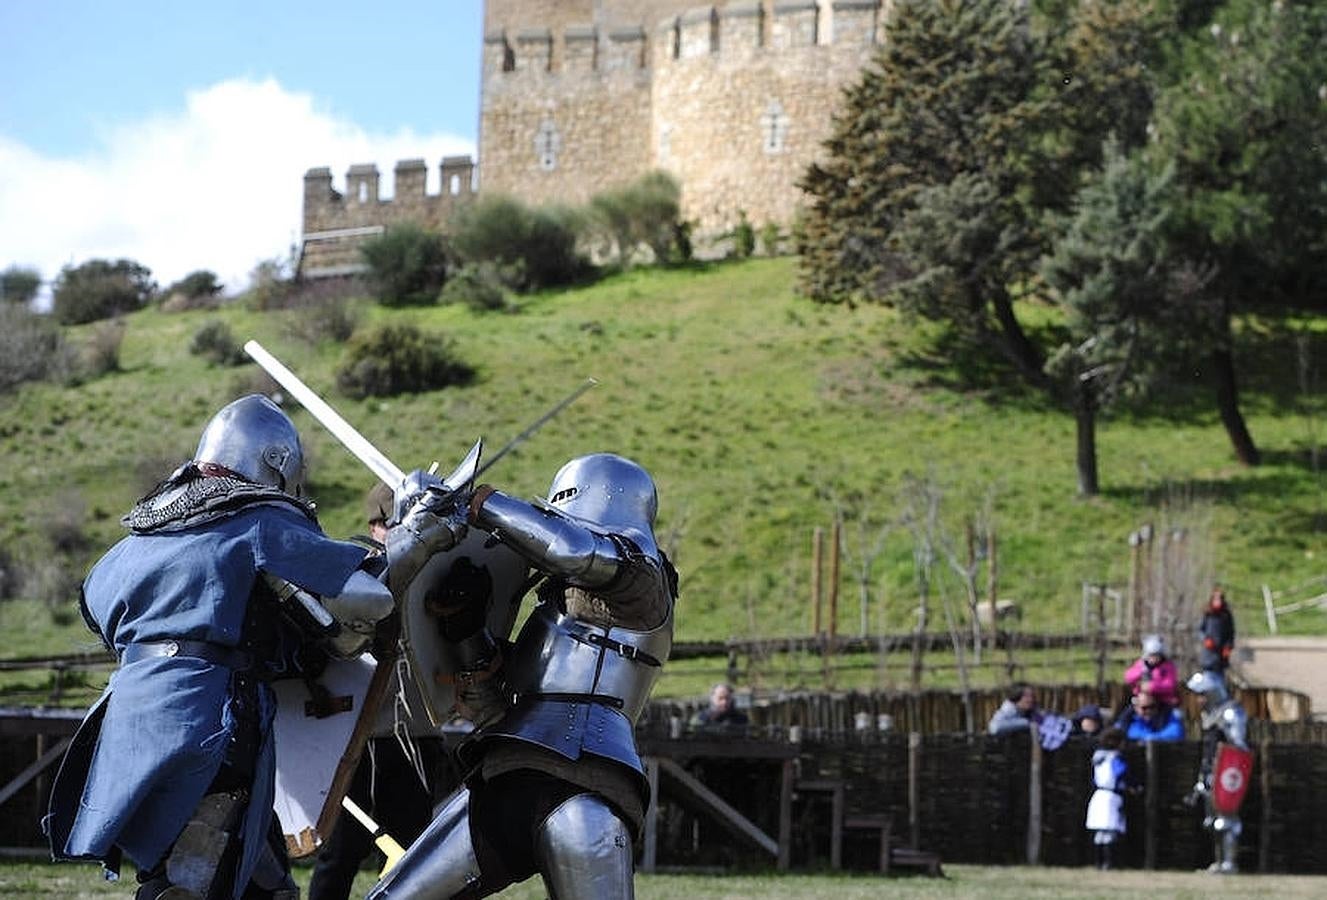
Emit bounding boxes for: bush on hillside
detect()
[0,305,72,393]
[1,265,42,306]
[360,223,450,307]
[335,324,475,399]
[52,258,155,325]
[730,211,756,260]
[82,319,126,378]
[449,195,588,292]
[439,262,516,313]
[161,270,224,311]
[189,321,247,366]
[588,171,684,268]
[244,256,296,311]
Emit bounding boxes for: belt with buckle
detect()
[121,639,252,670]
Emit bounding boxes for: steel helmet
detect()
[546,453,657,536]
[1186,670,1229,702]
[194,394,304,494]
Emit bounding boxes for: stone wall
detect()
[299,1,889,275]
[479,0,887,247]
[298,156,476,277]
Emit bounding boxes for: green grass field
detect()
[2,860,1324,899]
[3,257,1327,670]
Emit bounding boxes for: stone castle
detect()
[298,0,890,277]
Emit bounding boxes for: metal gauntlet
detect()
[386,492,470,595]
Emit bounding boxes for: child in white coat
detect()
[1085,727,1130,869]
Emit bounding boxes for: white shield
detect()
[272,653,379,858]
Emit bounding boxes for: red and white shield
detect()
[1212,742,1255,816]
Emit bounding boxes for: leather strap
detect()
[122,639,253,670]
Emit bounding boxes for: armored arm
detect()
[469,486,624,589]
[264,568,394,658]
[1221,704,1249,751]
[385,475,470,596]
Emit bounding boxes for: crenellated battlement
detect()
[298,156,476,278]
[482,1,883,77]
[300,2,892,277]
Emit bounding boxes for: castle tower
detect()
[479,1,887,244]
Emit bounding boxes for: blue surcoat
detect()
[48,503,366,896]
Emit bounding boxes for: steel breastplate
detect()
[503,600,672,724]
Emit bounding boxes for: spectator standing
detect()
[1124,634,1180,709]
[988,683,1040,735]
[691,682,749,728]
[1199,588,1237,674]
[1085,727,1131,870]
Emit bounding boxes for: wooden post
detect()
[907,731,921,850]
[1262,584,1278,635]
[1026,723,1042,865]
[828,520,841,643]
[1144,740,1158,870]
[811,527,824,636]
[1139,523,1154,636]
[1128,530,1142,643]
[986,525,998,651]
[1259,736,1272,873]
[778,758,794,871]
[641,757,660,873]
[1095,586,1108,699]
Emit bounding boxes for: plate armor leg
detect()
[366,788,483,900]
[533,793,634,900]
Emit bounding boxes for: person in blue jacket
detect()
[1122,689,1184,743]
[45,394,396,900]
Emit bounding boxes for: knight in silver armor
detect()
[1185,670,1250,874]
[370,453,678,900]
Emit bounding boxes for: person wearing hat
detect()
[1124,634,1179,710]
[1072,703,1105,737]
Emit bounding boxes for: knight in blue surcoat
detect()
[45,394,397,900]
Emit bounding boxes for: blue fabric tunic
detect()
[52,503,366,896]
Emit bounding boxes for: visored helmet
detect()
[194,394,304,494]
[547,453,657,536]
[1186,670,1229,702]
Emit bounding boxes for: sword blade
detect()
[475,377,597,480]
[243,340,405,488]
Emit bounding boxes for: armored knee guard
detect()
[533,793,634,900]
[367,788,483,900]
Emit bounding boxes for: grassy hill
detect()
[3,257,1327,666]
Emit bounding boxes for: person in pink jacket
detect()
[1124,634,1179,709]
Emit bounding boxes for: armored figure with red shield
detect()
[1184,670,1251,874]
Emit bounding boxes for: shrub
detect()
[450,195,588,291]
[189,321,246,366]
[0,546,18,601]
[0,305,69,393]
[281,279,361,345]
[588,171,683,268]
[335,324,475,399]
[24,553,84,623]
[52,258,155,325]
[161,270,224,311]
[1,265,42,306]
[40,491,92,555]
[244,256,295,311]
[439,262,515,313]
[83,319,126,377]
[732,211,756,259]
[360,223,450,307]
[759,222,783,256]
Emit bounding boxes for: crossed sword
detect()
[243,340,595,868]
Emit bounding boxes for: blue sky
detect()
[0,0,483,297]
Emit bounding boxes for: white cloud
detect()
[0,77,474,301]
